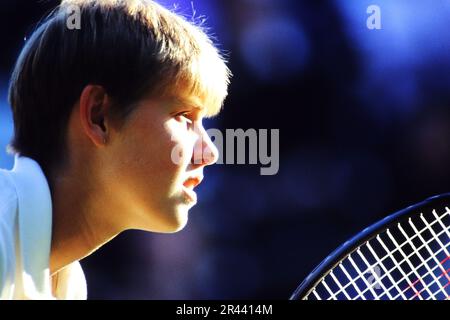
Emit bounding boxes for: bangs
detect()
[60,0,232,117]
[180,45,231,118]
[156,7,232,118]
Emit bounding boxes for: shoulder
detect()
[0,169,18,220]
[0,168,18,299]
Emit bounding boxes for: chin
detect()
[156,207,190,233]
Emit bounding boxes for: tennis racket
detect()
[290,193,450,300]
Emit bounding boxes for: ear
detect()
[78,85,113,147]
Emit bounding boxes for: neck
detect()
[48,162,122,275]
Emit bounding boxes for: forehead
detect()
[164,77,224,118]
[142,80,219,118]
[163,85,206,112]
[171,95,204,111]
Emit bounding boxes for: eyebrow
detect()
[172,96,204,111]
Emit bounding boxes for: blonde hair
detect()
[61,0,231,117]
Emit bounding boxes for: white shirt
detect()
[0,155,87,300]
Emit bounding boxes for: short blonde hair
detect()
[9,0,231,174]
[61,0,231,117]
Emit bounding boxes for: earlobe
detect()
[78,85,111,147]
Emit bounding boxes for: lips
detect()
[183,176,203,189]
[182,187,198,203]
[182,175,203,204]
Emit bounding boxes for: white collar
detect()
[10,155,53,297]
[7,155,87,299]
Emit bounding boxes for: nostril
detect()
[205,144,219,164]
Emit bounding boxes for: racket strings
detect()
[403,215,450,298]
[314,239,449,300]
[351,208,449,299]
[343,209,449,300]
[306,207,450,300]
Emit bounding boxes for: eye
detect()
[174,112,194,129]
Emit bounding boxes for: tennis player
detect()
[0,0,231,299]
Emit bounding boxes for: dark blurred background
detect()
[1,0,449,299]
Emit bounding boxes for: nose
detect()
[192,124,219,166]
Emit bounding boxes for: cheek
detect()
[115,117,173,176]
[114,118,195,195]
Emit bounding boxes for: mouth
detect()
[183,176,203,190]
[182,187,198,203]
[182,175,203,203]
